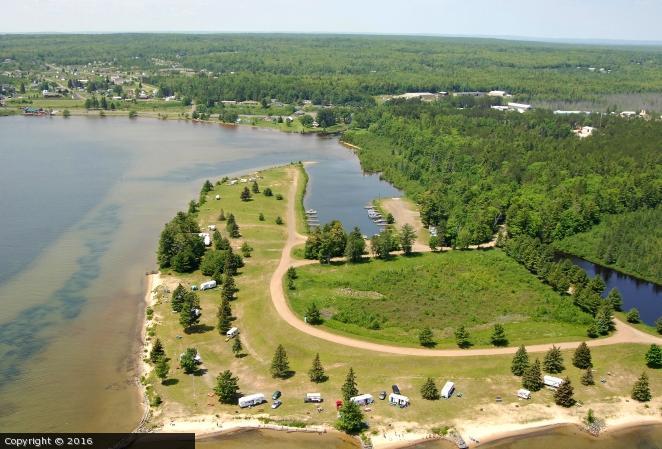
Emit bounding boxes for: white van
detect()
[226,327,239,338]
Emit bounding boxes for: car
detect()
[271,400,282,409]
[272,390,282,400]
[392,385,400,395]
[379,391,387,400]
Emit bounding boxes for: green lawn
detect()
[287,251,593,348]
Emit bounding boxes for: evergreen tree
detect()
[287,278,295,290]
[420,377,439,400]
[553,377,575,407]
[270,344,290,378]
[419,327,435,347]
[276,216,283,225]
[522,358,543,391]
[232,337,243,357]
[631,372,651,402]
[251,181,260,193]
[429,235,441,251]
[305,302,322,324]
[454,325,472,349]
[543,345,565,374]
[344,227,366,263]
[399,224,417,255]
[240,186,252,201]
[258,212,265,221]
[586,322,599,338]
[150,338,165,363]
[626,308,641,323]
[511,345,529,376]
[171,284,186,312]
[180,348,198,374]
[155,357,170,384]
[490,324,508,347]
[263,187,273,197]
[222,273,236,301]
[341,367,359,401]
[645,344,662,369]
[587,276,606,295]
[335,399,365,434]
[226,213,240,238]
[179,292,201,332]
[188,200,198,214]
[594,304,614,335]
[308,353,327,383]
[581,368,595,386]
[606,288,623,311]
[286,266,298,280]
[215,370,240,404]
[217,298,232,335]
[240,241,252,257]
[656,317,662,335]
[572,342,593,369]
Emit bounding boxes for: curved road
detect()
[269,168,662,357]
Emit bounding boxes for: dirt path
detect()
[269,169,662,357]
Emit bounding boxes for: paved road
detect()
[269,168,662,357]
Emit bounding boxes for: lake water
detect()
[197,429,359,449]
[568,256,662,326]
[0,116,399,431]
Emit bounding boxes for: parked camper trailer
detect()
[215,195,221,200]
[198,233,212,246]
[226,327,239,338]
[238,393,265,408]
[200,280,217,290]
[544,376,564,389]
[349,394,374,405]
[517,389,531,399]
[208,224,217,230]
[304,393,323,403]
[388,393,410,407]
[441,381,455,399]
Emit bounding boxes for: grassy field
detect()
[145,165,659,435]
[287,251,593,348]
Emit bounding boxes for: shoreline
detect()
[136,272,161,432]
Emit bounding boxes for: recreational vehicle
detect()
[349,394,374,405]
[226,327,239,338]
[441,381,455,399]
[304,393,323,403]
[544,376,564,389]
[200,280,217,290]
[517,389,531,399]
[388,393,410,407]
[238,393,265,408]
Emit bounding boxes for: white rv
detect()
[200,280,217,290]
[441,381,455,399]
[304,393,323,403]
[544,376,564,389]
[388,393,410,407]
[238,393,265,408]
[517,389,531,399]
[198,233,212,246]
[226,327,239,338]
[349,394,374,405]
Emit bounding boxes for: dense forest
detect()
[344,100,661,248]
[555,207,662,284]
[2,34,662,106]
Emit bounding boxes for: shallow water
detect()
[0,116,398,431]
[197,429,359,449]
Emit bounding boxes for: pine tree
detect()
[572,342,593,369]
[490,324,508,347]
[232,337,243,357]
[171,284,186,312]
[419,327,435,347]
[217,298,232,335]
[543,345,565,374]
[586,322,599,338]
[511,345,529,376]
[149,338,165,363]
[581,368,595,386]
[522,358,544,391]
[251,181,260,194]
[258,212,265,221]
[606,288,623,311]
[263,187,273,197]
[240,186,252,201]
[631,372,651,402]
[305,302,322,324]
[553,378,575,407]
[645,344,662,369]
[270,344,290,378]
[240,241,252,257]
[222,273,236,301]
[399,224,417,255]
[287,266,298,280]
[180,347,198,374]
[656,317,662,335]
[275,216,283,225]
[626,308,641,323]
[287,278,295,290]
[179,292,200,332]
[594,304,614,335]
[341,367,359,401]
[155,357,170,384]
[420,378,439,400]
[215,370,240,404]
[335,399,365,434]
[308,353,327,383]
[454,325,472,349]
